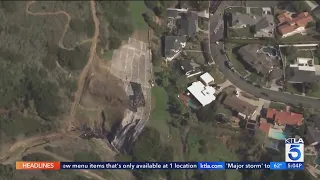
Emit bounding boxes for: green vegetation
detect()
[208,66,226,84]
[305,83,320,98]
[229,27,254,38]
[269,102,286,111]
[250,7,263,16]
[103,50,114,61]
[281,34,320,43]
[225,44,249,76]
[74,150,101,162]
[129,1,152,30]
[96,1,134,53]
[149,87,170,138]
[224,7,246,14]
[292,1,311,13]
[285,83,303,95]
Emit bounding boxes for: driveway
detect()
[210,2,320,109]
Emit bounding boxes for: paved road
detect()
[209,1,320,108]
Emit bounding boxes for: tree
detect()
[306,21,315,28]
[108,37,121,50]
[153,4,165,18]
[292,1,310,13]
[175,75,187,92]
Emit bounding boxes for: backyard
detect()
[229,27,254,38]
[280,34,320,43]
[148,86,170,140]
[249,7,263,16]
[269,102,286,111]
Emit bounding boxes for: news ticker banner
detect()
[16,161,304,170]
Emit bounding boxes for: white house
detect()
[187,81,216,107]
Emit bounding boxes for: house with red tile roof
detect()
[266,108,303,126]
[277,12,313,38]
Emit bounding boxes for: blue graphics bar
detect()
[59,162,304,170]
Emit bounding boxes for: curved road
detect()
[209,1,320,108]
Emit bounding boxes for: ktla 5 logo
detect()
[285,138,304,162]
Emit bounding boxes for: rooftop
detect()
[200,72,214,85]
[266,108,303,126]
[187,81,216,106]
[180,60,194,73]
[277,12,313,35]
[164,36,187,58]
[178,11,198,37]
[237,44,273,75]
[260,121,271,134]
[223,95,257,117]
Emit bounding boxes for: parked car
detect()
[215,41,219,45]
[220,49,226,55]
[224,61,233,69]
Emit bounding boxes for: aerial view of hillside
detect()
[0,1,320,180]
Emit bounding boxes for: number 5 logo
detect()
[289,145,301,161]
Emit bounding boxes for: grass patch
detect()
[74,150,101,162]
[226,44,249,76]
[306,83,320,98]
[229,26,253,37]
[129,1,152,31]
[103,50,113,61]
[216,105,233,118]
[250,7,263,16]
[280,34,320,43]
[148,86,170,139]
[185,125,241,179]
[209,66,226,84]
[296,49,314,58]
[224,7,246,14]
[286,83,302,95]
[246,73,265,85]
[269,102,286,111]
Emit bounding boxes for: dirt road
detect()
[26,1,91,50]
[68,0,100,130]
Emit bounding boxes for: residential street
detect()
[209,1,320,109]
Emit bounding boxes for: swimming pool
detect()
[262,47,277,57]
[268,128,287,140]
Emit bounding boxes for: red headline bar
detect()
[16,161,60,170]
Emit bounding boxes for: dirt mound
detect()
[78,71,129,134]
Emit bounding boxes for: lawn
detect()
[286,83,303,95]
[129,1,152,31]
[296,49,314,58]
[148,86,170,140]
[209,66,226,84]
[246,73,265,86]
[269,102,286,111]
[224,7,246,14]
[226,44,249,76]
[250,7,263,16]
[280,34,320,43]
[306,83,320,98]
[229,27,254,37]
[103,50,113,61]
[185,125,241,180]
